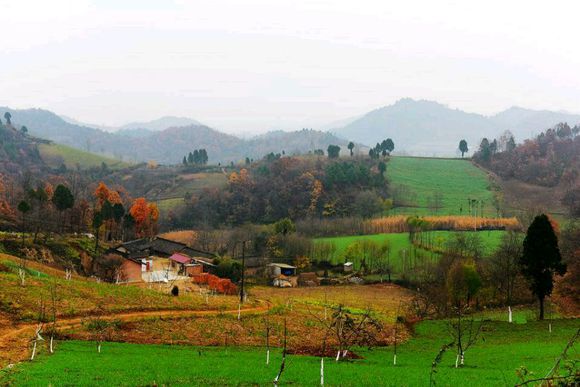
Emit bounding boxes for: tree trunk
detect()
[539,297,545,320]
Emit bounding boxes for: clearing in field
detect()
[387,157,496,216]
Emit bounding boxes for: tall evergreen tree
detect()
[459,139,468,157]
[348,141,355,156]
[478,138,491,163]
[385,138,395,154]
[519,214,566,319]
[53,185,75,232]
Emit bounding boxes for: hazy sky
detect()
[1,0,579,134]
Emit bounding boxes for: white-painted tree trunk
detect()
[320,357,324,385]
[342,350,348,358]
[50,336,54,353]
[508,306,512,323]
[393,354,397,366]
[266,349,270,365]
[549,323,552,333]
[335,350,340,362]
[237,303,241,320]
[97,343,101,353]
[31,341,37,360]
[460,352,464,366]
[455,354,459,368]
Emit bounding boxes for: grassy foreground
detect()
[3,319,577,386]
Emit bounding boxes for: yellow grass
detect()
[368,215,521,233]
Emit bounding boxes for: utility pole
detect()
[240,240,247,304]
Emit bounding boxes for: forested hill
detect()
[473,123,579,216]
[2,107,350,165]
[0,121,48,177]
[331,98,580,156]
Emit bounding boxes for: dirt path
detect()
[0,302,270,367]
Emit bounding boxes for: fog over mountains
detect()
[2,98,579,163]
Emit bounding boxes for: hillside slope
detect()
[386,156,496,215]
[38,143,130,170]
[333,99,580,156]
[2,107,349,164]
[0,123,48,177]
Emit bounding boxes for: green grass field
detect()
[4,319,577,386]
[38,143,130,170]
[387,157,496,216]
[314,230,506,270]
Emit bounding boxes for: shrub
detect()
[0,262,10,273]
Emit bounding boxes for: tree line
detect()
[182,149,209,166]
[169,155,390,229]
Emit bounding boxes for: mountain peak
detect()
[119,116,203,132]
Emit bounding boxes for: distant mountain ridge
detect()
[332,99,580,156]
[1,107,350,165]
[4,100,579,163]
[119,116,204,132]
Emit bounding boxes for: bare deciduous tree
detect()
[273,319,287,386]
[310,304,383,362]
[30,298,45,360]
[84,306,117,353]
[18,257,27,286]
[515,328,579,386]
[429,341,455,386]
[48,282,58,353]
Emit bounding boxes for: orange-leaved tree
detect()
[130,198,159,238]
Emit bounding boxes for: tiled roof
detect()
[169,253,191,264]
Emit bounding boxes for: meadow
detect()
[314,230,506,269]
[38,143,130,170]
[3,318,577,386]
[386,157,497,216]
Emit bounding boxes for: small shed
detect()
[267,263,297,278]
[343,262,354,273]
[169,253,192,274]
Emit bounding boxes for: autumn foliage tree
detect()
[129,198,159,237]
